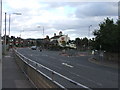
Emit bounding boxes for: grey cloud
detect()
[47,17,100,30]
[75,2,118,18]
[43,2,118,17]
[4,1,118,39]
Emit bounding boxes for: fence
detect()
[13,49,92,89]
[92,50,119,62]
[14,49,62,88]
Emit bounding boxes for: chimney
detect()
[54,33,56,36]
[59,31,62,36]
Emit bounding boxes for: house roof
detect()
[50,40,58,44]
[50,35,63,39]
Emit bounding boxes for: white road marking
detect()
[62,63,74,68]
[15,50,92,89]
[38,56,62,70]
[5,56,11,58]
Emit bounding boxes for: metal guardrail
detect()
[14,49,62,88]
[14,49,92,89]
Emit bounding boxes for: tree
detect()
[75,38,81,50]
[93,17,119,53]
[82,37,88,47]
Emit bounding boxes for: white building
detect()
[50,31,76,48]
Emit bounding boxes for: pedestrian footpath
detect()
[2,49,34,88]
[0,60,2,90]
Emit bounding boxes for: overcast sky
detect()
[2,0,119,40]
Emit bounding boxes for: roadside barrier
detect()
[13,49,92,89]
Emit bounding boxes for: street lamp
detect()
[9,13,22,36]
[37,26,44,38]
[8,13,21,48]
[118,1,120,20]
[4,12,21,53]
[20,30,24,38]
[0,0,2,89]
[0,0,2,60]
[88,25,92,50]
[4,12,7,54]
[88,25,92,39]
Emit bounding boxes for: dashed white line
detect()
[62,63,74,68]
[5,56,11,58]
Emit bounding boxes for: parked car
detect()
[31,46,37,50]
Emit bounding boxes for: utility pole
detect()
[37,26,45,38]
[88,25,92,50]
[4,12,6,54]
[9,13,21,36]
[0,0,2,89]
[0,0,2,61]
[8,13,21,48]
[118,1,120,20]
[9,14,11,36]
[43,26,44,38]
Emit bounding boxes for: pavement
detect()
[2,49,35,89]
[0,60,2,90]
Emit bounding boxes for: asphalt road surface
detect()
[16,48,118,88]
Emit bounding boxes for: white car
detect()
[31,46,37,50]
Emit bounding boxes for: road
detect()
[16,48,118,88]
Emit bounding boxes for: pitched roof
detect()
[50,35,63,39]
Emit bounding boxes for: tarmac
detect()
[60,50,119,69]
[89,57,119,69]
[2,49,35,89]
[1,49,119,89]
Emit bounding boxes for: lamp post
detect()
[37,26,44,38]
[4,12,21,53]
[19,30,24,47]
[88,25,92,39]
[0,0,2,89]
[88,25,92,50]
[118,1,120,20]
[4,12,7,54]
[0,0,2,61]
[9,13,22,36]
[8,13,21,49]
